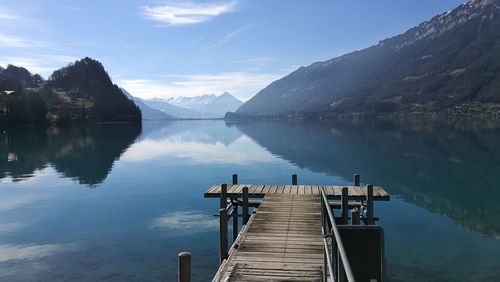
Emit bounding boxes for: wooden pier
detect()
[190,174,389,282]
[204,184,390,201]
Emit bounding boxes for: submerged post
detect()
[178,252,191,282]
[219,208,228,263]
[341,187,349,224]
[242,186,249,224]
[351,208,360,225]
[292,174,298,185]
[232,174,238,185]
[354,174,360,186]
[220,184,227,210]
[367,184,374,225]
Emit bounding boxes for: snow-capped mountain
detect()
[145,92,243,118]
[121,88,175,120]
[167,94,218,109]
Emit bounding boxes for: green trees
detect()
[1,57,141,125]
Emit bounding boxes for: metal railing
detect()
[320,187,355,282]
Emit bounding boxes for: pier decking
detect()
[213,194,324,281]
[204,184,390,200]
[197,174,390,282]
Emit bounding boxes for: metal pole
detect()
[178,252,191,282]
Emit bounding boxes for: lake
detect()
[1,119,500,281]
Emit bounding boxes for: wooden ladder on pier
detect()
[213,194,324,281]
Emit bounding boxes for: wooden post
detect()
[292,174,297,185]
[354,174,360,186]
[232,196,238,241]
[242,186,249,224]
[232,174,238,185]
[219,208,228,263]
[178,252,191,282]
[351,208,360,225]
[366,184,374,225]
[220,184,227,210]
[341,187,349,224]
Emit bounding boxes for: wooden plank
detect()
[205,184,390,199]
[305,185,311,195]
[228,184,241,194]
[333,186,341,195]
[325,186,334,195]
[311,186,320,195]
[208,184,220,194]
[269,185,278,194]
[298,185,305,195]
[276,185,285,194]
[212,194,324,282]
[284,185,291,194]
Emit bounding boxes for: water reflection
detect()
[123,121,276,164]
[233,118,500,237]
[0,123,141,185]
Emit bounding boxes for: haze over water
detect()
[1,119,500,281]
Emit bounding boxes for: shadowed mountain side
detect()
[0,123,141,186]
[232,118,500,237]
[236,0,500,117]
[139,120,243,146]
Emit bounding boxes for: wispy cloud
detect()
[200,24,253,51]
[0,55,78,77]
[0,34,33,48]
[0,7,18,21]
[0,194,38,213]
[152,211,218,232]
[0,243,79,262]
[142,1,237,26]
[119,71,285,101]
[62,4,83,12]
[0,223,24,235]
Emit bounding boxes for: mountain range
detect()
[233,0,500,118]
[121,89,175,120]
[142,92,242,119]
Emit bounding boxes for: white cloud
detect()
[142,1,237,26]
[119,71,284,101]
[0,7,19,21]
[0,55,78,77]
[0,194,37,213]
[0,34,33,48]
[200,24,253,51]
[0,243,79,262]
[152,211,218,232]
[0,223,24,234]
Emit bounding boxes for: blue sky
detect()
[0,0,465,101]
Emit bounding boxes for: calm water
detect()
[1,119,500,281]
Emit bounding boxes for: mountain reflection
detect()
[233,118,500,237]
[123,120,275,164]
[0,123,141,185]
